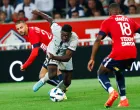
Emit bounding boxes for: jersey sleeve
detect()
[22,47,39,69]
[68,34,78,51]
[68,40,78,51]
[98,19,109,39]
[51,23,61,36]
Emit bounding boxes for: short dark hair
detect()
[18,10,25,14]
[62,24,72,33]
[129,5,137,10]
[109,3,120,11]
[15,20,26,25]
[72,10,79,14]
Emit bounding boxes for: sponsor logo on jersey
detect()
[115,16,128,21]
[120,37,135,46]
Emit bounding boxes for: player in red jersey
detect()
[15,20,63,86]
[87,3,140,108]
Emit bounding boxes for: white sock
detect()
[120,96,126,100]
[108,87,114,94]
[41,72,50,83]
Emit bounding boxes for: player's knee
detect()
[97,67,108,75]
[47,69,57,79]
[48,71,57,79]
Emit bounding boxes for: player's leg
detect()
[57,70,72,92]
[56,60,73,99]
[40,59,63,86]
[57,60,73,91]
[33,65,58,92]
[56,70,72,100]
[114,71,129,107]
[57,69,63,82]
[98,64,113,93]
[39,66,59,86]
[98,65,119,108]
[33,58,58,92]
[98,58,119,108]
[116,59,135,107]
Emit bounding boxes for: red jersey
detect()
[23,27,53,69]
[99,15,140,60]
[26,27,53,49]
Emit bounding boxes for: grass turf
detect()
[0,77,140,110]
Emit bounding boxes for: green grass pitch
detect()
[0,77,140,110]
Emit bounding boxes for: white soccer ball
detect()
[49,87,64,102]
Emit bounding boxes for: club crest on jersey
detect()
[0,29,26,50]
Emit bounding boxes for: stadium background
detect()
[0,0,140,110]
[0,15,140,82]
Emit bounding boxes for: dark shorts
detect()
[102,57,136,72]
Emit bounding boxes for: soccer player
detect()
[32,10,78,96]
[87,3,140,108]
[15,20,62,86]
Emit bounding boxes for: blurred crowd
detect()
[0,0,140,23]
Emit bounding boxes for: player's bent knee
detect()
[48,71,57,79]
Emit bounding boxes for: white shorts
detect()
[43,57,73,71]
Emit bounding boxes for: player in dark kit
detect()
[87,3,140,108]
[15,20,63,87]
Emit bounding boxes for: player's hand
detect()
[32,9,40,15]
[48,53,54,59]
[87,59,95,72]
[20,65,25,71]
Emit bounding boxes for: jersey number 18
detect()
[118,22,132,36]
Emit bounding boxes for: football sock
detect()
[41,72,50,83]
[40,72,60,86]
[58,74,63,81]
[115,72,126,96]
[98,73,112,92]
[56,80,67,92]
[120,96,126,100]
[46,79,59,86]
[108,87,114,94]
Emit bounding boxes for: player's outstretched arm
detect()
[32,10,53,25]
[87,35,103,71]
[21,48,39,70]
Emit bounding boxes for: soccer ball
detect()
[49,87,65,102]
